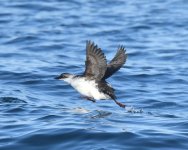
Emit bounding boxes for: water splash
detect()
[125,106,143,113]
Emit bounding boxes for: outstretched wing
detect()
[103,46,127,79]
[84,41,107,81]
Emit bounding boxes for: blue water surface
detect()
[0,0,188,150]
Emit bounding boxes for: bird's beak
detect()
[54,75,62,80]
[55,74,67,80]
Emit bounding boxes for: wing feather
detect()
[84,41,107,80]
[103,46,127,79]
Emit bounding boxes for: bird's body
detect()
[63,75,111,100]
[55,41,127,108]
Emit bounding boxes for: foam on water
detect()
[125,106,143,113]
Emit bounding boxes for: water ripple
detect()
[0,97,27,104]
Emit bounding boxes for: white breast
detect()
[68,77,109,100]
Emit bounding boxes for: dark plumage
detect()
[103,46,127,80]
[84,41,107,80]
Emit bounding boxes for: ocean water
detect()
[0,0,188,149]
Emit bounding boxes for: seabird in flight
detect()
[55,41,127,108]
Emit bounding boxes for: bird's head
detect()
[55,73,74,83]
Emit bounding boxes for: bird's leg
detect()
[80,96,96,103]
[113,99,126,108]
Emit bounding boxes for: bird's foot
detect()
[114,99,126,108]
[80,96,96,103]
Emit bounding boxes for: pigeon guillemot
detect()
[55,41,127,108]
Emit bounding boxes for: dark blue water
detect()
[0,0,188,149]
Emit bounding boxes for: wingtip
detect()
[86,40,94,44]
[86,40,91,42]
[118,45,126,52]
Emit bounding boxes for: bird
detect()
[55,41,127,108]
